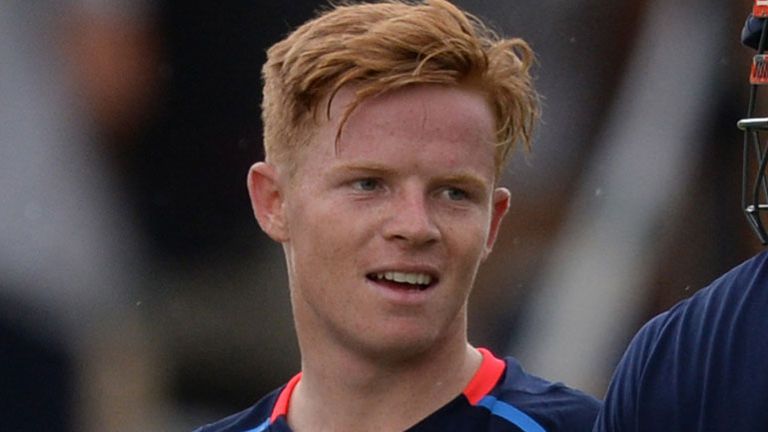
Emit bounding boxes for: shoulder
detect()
[595,251,768,431]
[663,249,768,326]
[490,356,601,432]
[615,249,768,375]
[617,249,768,368]
[192,388,281,432]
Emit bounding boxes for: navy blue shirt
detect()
[594,251,768,431]
[195,348,600,431]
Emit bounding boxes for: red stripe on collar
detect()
[270,372,302,423]
[269,348,505,421]
[462,348,506,405]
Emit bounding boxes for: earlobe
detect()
[482,187,511,260]
[247,162,289,242]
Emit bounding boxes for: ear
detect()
[247,162,289,242]
[482,187,511,260]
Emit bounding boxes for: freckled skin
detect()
[253,84,510,365]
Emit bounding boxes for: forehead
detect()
[293,84,497,176]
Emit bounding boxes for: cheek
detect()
[447,217,492,265]
[442,210,490,241]
[288,200,365,268]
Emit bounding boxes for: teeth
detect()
[376,271,432,286]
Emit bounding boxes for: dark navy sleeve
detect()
[593,251,768,432]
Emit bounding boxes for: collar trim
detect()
[462,347,506,405]
[270,372,302,422]
[269,347,506,420]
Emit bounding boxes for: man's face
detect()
[257,84,509,362]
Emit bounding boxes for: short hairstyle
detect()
[261,0,539,178]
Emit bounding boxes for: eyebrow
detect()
[440,173,491,191]
[331,163,397,177]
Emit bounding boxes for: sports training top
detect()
[195,348,600,431]
[593,251,768,431]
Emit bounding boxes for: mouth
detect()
[366,271,437,291]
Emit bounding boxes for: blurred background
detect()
[0,0,763,430]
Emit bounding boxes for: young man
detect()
[195,1,600,431]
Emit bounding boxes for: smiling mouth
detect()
[366,271,436,291]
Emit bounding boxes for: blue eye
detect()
[353,178,380,191]
[444,187,468,201]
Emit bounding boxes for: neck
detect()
[288,341,482,432]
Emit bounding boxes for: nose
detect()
[382,187,441,247]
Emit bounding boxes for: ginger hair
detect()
[261,0,539,178]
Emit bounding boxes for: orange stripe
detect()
[462,348,506,405]
[755,0,768,17]
[270,372,302,423]
[270,348,505,421]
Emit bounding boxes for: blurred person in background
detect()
[0,0,165,430]
[194,1,600,431]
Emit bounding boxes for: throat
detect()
[290,346,481,432]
